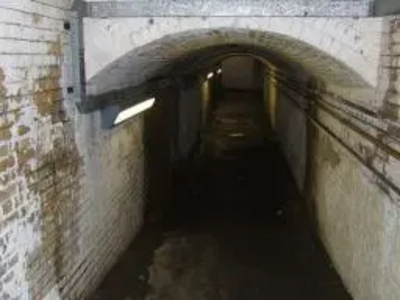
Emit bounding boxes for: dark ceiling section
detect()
[373,0,400,15]
[163,43,304,79]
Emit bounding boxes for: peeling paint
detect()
[17,125,31,136]
[32,67,63,121]
[16,145,35,170]
[26,111,82,298]
[0,156,16,172]
[0,127,12,141]
[48,37,63,57]
[0,67,7,111]
[0,145,8,157]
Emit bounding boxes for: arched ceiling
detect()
[86,28,372,97]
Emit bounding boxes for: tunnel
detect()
[1,2,400,300]
[81,30,373,299]
[89,50,354,299]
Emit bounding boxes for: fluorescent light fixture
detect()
[114,98,155,125]
[217,68,222,74]
[207,72,214,79]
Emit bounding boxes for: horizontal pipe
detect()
[269,75,400,200]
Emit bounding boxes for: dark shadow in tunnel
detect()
[303,78,323,234]
[142,89,352,300]
[90,84,183,300]
[90,52,352,300]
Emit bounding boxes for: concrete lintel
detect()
[79,77,175,113]
[83,0,373,18]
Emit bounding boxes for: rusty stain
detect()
[17,125,31,136]
[48,66,62,78]
[0,145,8,157]
[26,108,83,296]
[0,67,7,104]
[48,37,63,57]
[0,126,12,141]
[0,156,16,172]
[32,67,62,121]
[0,68,14,142]
[0,67,5,86]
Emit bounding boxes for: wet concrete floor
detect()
[91,91,352,300]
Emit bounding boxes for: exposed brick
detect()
[0,146,8,158]
[0,156,15,173]
[1,200,13,216]
[17,125,30,137]
[0,128,12,142]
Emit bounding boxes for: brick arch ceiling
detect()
[86,28,371,96]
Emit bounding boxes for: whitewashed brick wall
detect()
[0,1,146,299]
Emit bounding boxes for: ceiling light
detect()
[114,98,155,125]
[207,72,214,79]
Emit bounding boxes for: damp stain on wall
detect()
[21,35,84,297]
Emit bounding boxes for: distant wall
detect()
[222,57,263,90]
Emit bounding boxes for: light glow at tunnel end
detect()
[114,98,155,125]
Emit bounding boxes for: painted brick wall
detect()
[307,86,400,300]
[272,66,309,192]
[0,1,146,299]
[308,17,400,300]
[270,18,400,299]
[85,16,395,300]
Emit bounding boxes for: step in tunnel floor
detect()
[91,91,352,300]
